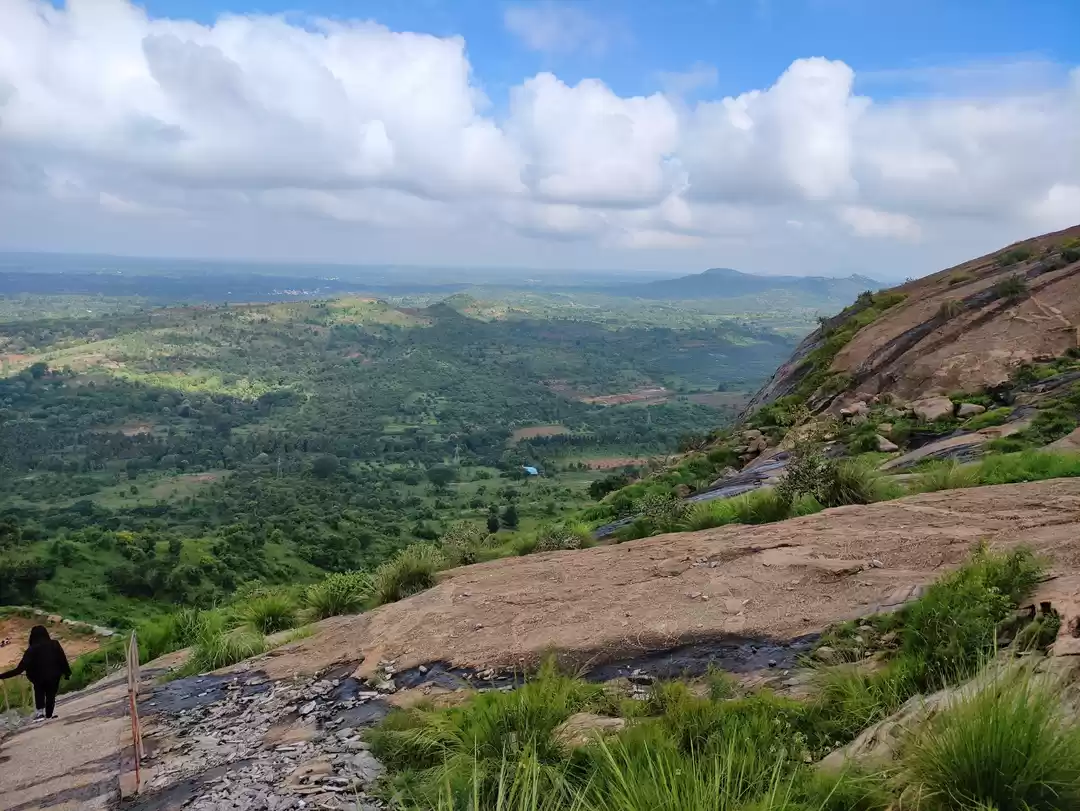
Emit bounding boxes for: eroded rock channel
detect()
[127,633,816,811]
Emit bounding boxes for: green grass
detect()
[241,593,298,634]
[962,407,1012,431]
[905,669,1080,811]
[373,543,447,605]
[181,624,267,675]
[370,660,606,807]
[369,547,1047,811]
[911,460,980,493]
[303,571,375,619]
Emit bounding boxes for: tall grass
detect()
[586,729,792,811]
[905,670,1080,811]
[184,623,267,675]
[242,593,298,634]
[374,544,446,605]
[303,571,374,619]
[370,660,605,806]
[911,460,980,494]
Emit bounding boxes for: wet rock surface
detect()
[131,664,391,811]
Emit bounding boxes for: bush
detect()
[997,246,1034,267]
[992,274,1029,300]
[374,543,445,605]
[900,545,1041,684]
[242,593,298,634]
[533,522,592,553]
[905,670,1080,811]
[304,571,375,619]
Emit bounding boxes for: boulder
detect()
[911,396,955,422]
[839,401,869,419]
[1048,427,1080,452]
[876,435,899,453]
[877,422,894,436]
[957,403,987,418]
[554,713,627,748]
[746,436,770,454]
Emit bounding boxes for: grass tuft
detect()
[373,544,446,605]
[241,593,297,634]
[905,669,1080,811]
[303,570,374,619]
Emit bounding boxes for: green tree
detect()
[500,504,519,530]
[312,454,340,479]
[427,464,456,489]
[486,513,500,534]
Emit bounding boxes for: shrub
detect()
[905,670,1080,811]
[997,246,1034,267]
[948,272,974,286]
[374,543,445,605]
[533,522,592,553]
[992,274,1029,300]
[900,545,1041,684]
[304,570,375,619]
[441,521,490,566]
[242,593,298,634]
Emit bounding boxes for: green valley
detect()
[0,283,801,626]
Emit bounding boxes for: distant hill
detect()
[620,267,882,302]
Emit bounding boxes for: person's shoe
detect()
[31,710,45,722]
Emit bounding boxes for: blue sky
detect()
[136,0,1080,102]
[4,0,1079,277]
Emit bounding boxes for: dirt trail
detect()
[261,478,1080,682]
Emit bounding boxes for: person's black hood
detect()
[28,625,50,646]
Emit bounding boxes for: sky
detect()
[0,0,1078,279]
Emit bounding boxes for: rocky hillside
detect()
[747,224,1080,416]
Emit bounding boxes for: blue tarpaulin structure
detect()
[522,466,539,476]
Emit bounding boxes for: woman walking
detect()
[0,625,71,720]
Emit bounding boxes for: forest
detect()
[0,285,801,625]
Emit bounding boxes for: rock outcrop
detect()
[747,224,1080,416]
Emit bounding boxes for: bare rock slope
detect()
[748,224,1080,413]
[263,478,1080,682]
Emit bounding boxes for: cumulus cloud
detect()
[0,0,1078,276]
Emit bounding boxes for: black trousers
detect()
[32,679,59,718]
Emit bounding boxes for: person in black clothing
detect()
[0,625,71,720]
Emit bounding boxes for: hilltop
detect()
[626,267,880,307]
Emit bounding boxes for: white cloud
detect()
[508,74,680,207]
[838,206,922,241]
[503,2,613,57]
[0,0,1078,277]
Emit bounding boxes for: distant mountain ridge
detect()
[621,267,882,301]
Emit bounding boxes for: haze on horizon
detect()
[1,0,1078,282]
